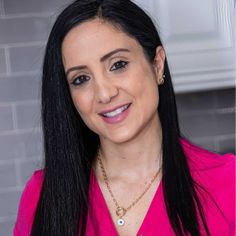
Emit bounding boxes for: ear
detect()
[153,46,166,85]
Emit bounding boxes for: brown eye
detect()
[71,75,90,86]
[110,60,129,71]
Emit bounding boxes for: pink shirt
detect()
[14,139,235,235]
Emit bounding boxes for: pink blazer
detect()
[14,139,235,235]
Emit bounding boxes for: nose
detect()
[94,77,119,103]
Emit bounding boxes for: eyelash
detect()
[110,60,129,71]
[70,60,129,86]
[71,75,90,86]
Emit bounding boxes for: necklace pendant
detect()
[116,207,127,218]
[117,218,125,226]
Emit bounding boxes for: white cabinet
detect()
[135,0,235,92]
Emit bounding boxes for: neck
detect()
[96,114,163,180]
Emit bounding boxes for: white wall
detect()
[135,0,235,92]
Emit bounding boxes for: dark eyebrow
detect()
[65,48,130,77]
[100,48,130,62]
[66,65,87,77]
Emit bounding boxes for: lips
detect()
[98,103,132,124]
[98,103,132,117]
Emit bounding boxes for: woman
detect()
[14,0,235,235]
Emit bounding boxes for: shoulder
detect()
[180,138,235,233]
[180,138,235,189]
[14,169,44,236]
[19,170,44,203]
[180,138,235,173]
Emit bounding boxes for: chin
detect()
[103,129,139,144]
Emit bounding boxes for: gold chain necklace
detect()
[97,152,162,227]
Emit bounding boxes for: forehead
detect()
[62,19,143,61]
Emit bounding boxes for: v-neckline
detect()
[90,168,163,235]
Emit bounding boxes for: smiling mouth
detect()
[100,103,131,118]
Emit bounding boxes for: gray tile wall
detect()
[176,89,235,154]
[0,1,235,235]
[0,1,70,235]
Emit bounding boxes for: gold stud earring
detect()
[159,75,165,85]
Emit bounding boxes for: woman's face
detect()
[62,19,165,144]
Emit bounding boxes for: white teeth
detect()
[103,104,129,118]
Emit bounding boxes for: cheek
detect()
[71,93,97,130]
[137,75,159,112]
[70,91,91,115]
[133,68,159,101]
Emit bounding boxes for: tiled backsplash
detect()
[0,0,235,235]
[176,89,235,154]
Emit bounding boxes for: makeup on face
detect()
[62,19,163,144]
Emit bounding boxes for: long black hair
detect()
[31,0,210,235]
